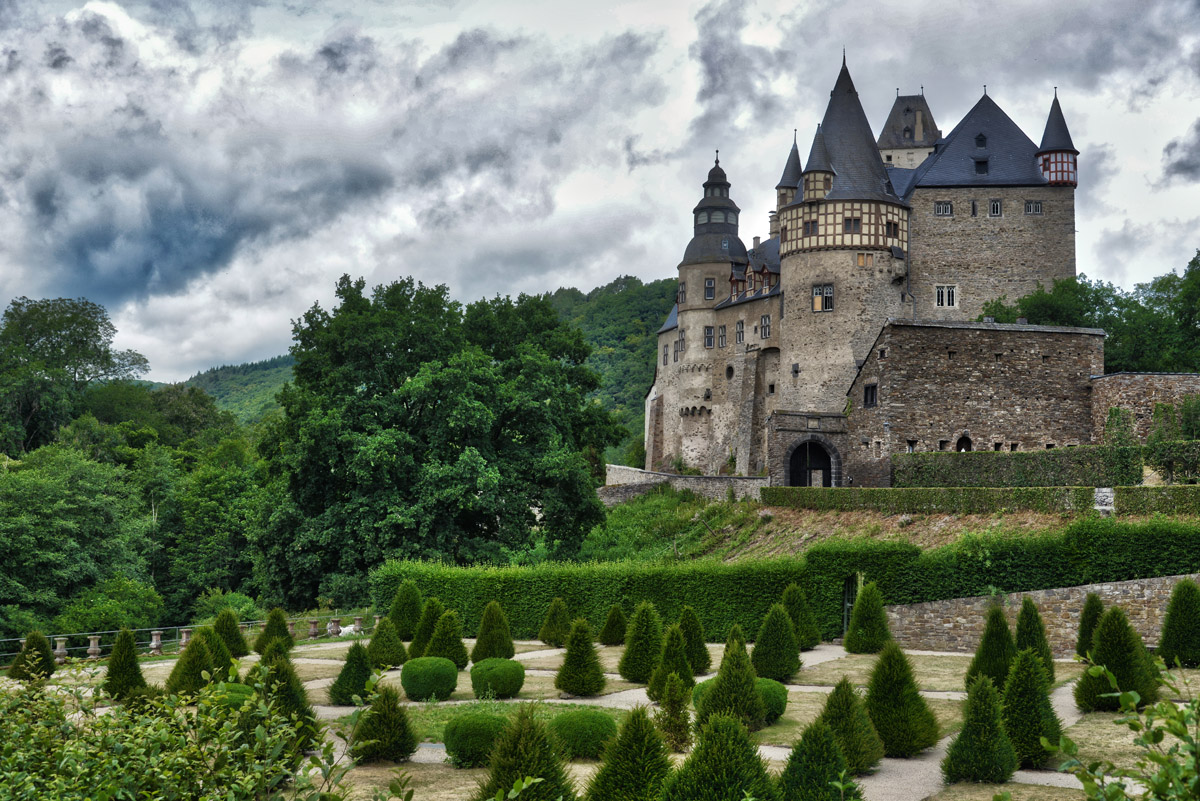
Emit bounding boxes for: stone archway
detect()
[956,435,973,452]
[785,434,842,487]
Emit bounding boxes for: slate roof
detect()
[885,165,919,197]
[776,139,803,189]
[747,235,780,275]
[876,94,941,149]
[714,282,782,310]
[1038,95,1077,153]
[681,233,749,266]
[804,124,833,173]
[909,94,1045,190]
[657,303,678,334]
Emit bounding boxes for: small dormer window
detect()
[974,159,989,175]
[975,134,987,148]
[903,126,913,140]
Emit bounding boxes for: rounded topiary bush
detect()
[693,625,764,732]
[843,582,890,654]
[549,708,618,760]
[818,677,884,775]
[598,604,627,647]
[618,601,663,684]
[677,606,710,674]
[103,628,146,700]
[942,675,1017,784]
[472,704,579,801]
[1015,597,1055,683]
[470,658,525,699]
[389,580,423,641]
[865,641,939,757]
[750,603,800,683]
[8,630,55,681]
[779,719,863,801]
[408,597,445,659]
[1158,578,1200,668]
[214,608,250,658]
[1001,648,1062,769]
[254,608,293,654]
[585,706,672,800]
[965,604,1016,691]
[1076,593,1104,659]
[647,624,693,703]
[556,618,606,697]
[328,641,372,705]
[1074,606,1159,711]
[756,678,788,725]
[539,597,572,648]
[781,582,822,652]
[367,617,407,669]
[401,656,459,701]
[445,712,507,768]
[352,685,418,764]
[659,714,780,801]
[424,610,469,670]
[471,600,515,663]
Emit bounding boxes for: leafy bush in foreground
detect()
[778,719,862,801]
[351,685,417,764]
[445,712,507,768]
[1001,648,1062,769]
[1075,606,1159,711]
[401,657,458,702]
[818,677,884,775]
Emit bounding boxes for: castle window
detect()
[886,154,893,162]
[705,278,715,300]
[856,253,874,268]
[663,345,668,366]
[989,199,1002,217]
[812,284,834,312]
[903,126,913,140]
[971,200,978,217]
[1010,443,1019,451]
[760,315,771,338]
[1024,200,1043,215]
[975,134,987,148]
[803,220,820,236]
[885,221,900,238]
[947,350,956,360]
[735,320,744,344]
[697,212,709,225]
[938,440,949,451]
[934,201,953,216]
[906,440,917,453]
[974,158,989,175]
[672,340,679,362]
[726,365,734,379]
[993,442,1002,451]
[879,348,886,359]
[843,217,862,234]
[729,212,737,225]
[678,282,686,304]
[863,384,878,408]
[781,224,788,242]
[704,326,714,349]
[678,328,685,354]
[823,176,832,191]
[711,211,725,224]
[718,325,727,348]
[768,383,776,395]
[936,285,957,308]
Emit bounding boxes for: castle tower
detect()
[775,135,803,214]
[1037,93,1078,186]
[876,91,941,168]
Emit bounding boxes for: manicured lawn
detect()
[752,690,963,748]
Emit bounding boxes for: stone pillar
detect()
[374,615,381,631]
[54,637,68,664]
[87,635,102,660]
[240,623,250,635]
[286,619,296,638]
[180,628,192,649]
[150,630,163,656]
[353,616,364,634]
[308,619,320,639]
[327,618,342,637]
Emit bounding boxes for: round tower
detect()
[1037,93,1078,186]
[678,152,748,314]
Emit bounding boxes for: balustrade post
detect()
[286,619,296,638]
[308,619,320,639]
[54,637,68,664]
[150,630,163,656]
[373,615,381,631]
[87,635,102,660]
[353,616,364,634]
[327,618,341,637]
[180,628,192,649]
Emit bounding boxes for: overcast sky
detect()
[2,0,1198,381]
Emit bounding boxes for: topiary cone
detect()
[1074,606,1159,711]
[843,582,890,654]
[598,604,627,647]
[556,618,606,697]
[781,582,822,651]
[1158,578,1200,668]
[214,608,250,658]
[1015,597,1055,683]
[367,617,407,668]
[195,626,238,683]
[677,606,710,674]
[818,677,884,775]
[472,704,579,801]
[1075,593,1104,659]
[423,610,469,670]
[585,706,672,800]
[659,714,780,801]
[260,650,317,750]
[166,635,214,695]
[1001,648,1062,769]
[648,624,694,702]
[389,580,423,641]
[7,630,56,681]
[618,601,663,684]
[103,628,147,700]
[408,597,444,659]
[864,642,938,757]
[942,674,1017,784]
[538,597,572,648]
[653,674,692,753]
[750,603,800,683]
[352,684,417,764]
[328,641,373,705]
[471,600,515,662]
[254,608,293,654]
[965,604,1016,691]
[778,719,863,801]
[694,624,764,732]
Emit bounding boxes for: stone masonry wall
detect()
[886,572,1200,656]
[604,464,768,501]
[1090,372,1200,441]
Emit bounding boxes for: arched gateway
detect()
[786,436,841,487]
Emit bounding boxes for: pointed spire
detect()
[776,137,804,189]
[803,124,833,174]
[1038,94,1077,154]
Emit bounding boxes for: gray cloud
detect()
[1163,120,1200,184]
[1076,143,1119,215]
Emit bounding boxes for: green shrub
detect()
[647,624,693,702]
[694,625,764,732]
[193,588,264,626]
[538,597,572,648]
[7,631,55,681]
[213,609,250,658]
[328,641,372,706]
[102,628,146,700]
[409,598,445,659]
[556,619,606,697]
[585,706,671,800]
[617,601,663,683]
[472,704,579,801]
[471,600,514,663]
[757,678,788,725]
[677,606,710,674]
[351,685,417,764]
[389,580,423,641]
[52,577,163,651]
[865,642,939,757]
[366,617,407,668]
[818,677,884,775]
[942,675,1017,784]
[1114,485,1200,514]
[470,658,525,699]
[843,582,890,654]
[166,636,212,695]
[1015,597,1055,683]
[597,604,626,647]
[424,610,469,670]
[778,719,863,801]
[659,714,780,801]
[781,583,821,651]
[401,656,458,702]
[254,608,293,654]
[260,636,289,664]
[1001,648,1062,769]
[750,603,800,683]
[258,652,316,749]
[965,605,1016,691]
[549,709,618,760]
[194,627,237,683]
[762,485,1097,514]
[1076,592,1105,659]
[445,712,507,768]
[889,446,1143,488]
[1158,578,1200,668]
[654,674,691,752]
[1075,606,1159,711]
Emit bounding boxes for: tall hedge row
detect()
[761,486,1095,515]
[1113,486,1200,515]
[890,446,1144,488]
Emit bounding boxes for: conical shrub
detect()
[103,628,146,700]
[214,608,250,658]
[472,704,579,801]
[367,617,407,668]
[598,604,627,647]
[1015,597,1055,683]
[1074,606,1159,711]
[352,684,418,764]
[865,641,939,757]
[556,619,606,697]
[166,636,213,695]
[471,600,515,662]
[617,601,663,683]
[538,598,571,648]
[659,714,780,801]
[1158,578,1200,668]
[585,706,671,801]
[653,673,691,752]
[965,604,1016,690]
[818,677,884,775]
[260,651,317,749]
[781,582,822,651]
[677,606,710,674]
[254,608,293,654]
[942,675,1017,784]
[389,580,423,641]
[408,597,444,659]
[648,624,694,702]
[328,641,373,705]
[694,625,764,732]
[7,630,56,681]
[1002,648,1062,769]
[424,610,469,670]
[750,603,800,683]
[195,626,238,683]
[1076,592,1104,659]
[260,636,290,664]
[843,582,890,654]
[778,719,863,801]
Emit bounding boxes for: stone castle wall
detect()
[1090,372,1200,441]
[604,464,769,501]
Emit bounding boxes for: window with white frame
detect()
[735,320,744,344]
[934,201,953,216]
[989,199,1002,217]
[718,325,727,348]
[812,284,834,312]
[936,285,957,308]
[760,315,771,338]
[1024,200,1043,215]
[704,326,714,348]
[662,344,668,366]
[704,278,715,300]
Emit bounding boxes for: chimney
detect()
[753,236,761,249]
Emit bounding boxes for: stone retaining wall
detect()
[604,464,769,501]
[886,572,1200,657]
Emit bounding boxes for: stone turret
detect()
[1037,93,1078,187]
[775,134,803,212]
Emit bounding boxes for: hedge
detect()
[1114,486,1200,515]
[761,486,1095,515]
[891,446,1144,488]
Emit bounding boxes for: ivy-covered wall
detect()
[890,446,1143,488]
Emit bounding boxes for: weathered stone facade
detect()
[604,464,769,501]
[1090,372,1200,441]
[886,572,1200,657]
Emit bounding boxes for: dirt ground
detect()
[925,783,1084,801]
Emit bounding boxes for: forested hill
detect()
[185,354,295,423]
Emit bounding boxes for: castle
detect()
[643,60,1200,487]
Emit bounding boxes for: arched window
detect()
[711,211,725,224]
[697,212,709,225]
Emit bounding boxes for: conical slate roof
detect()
[807,63,899,203]
[877,93,941,149]
[803,125,833,173]
[776,138,803,188]
[1038,95,1077,154]
[911,93,1045,190]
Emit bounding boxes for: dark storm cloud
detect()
[1162,120,1200,184]
[1076,143,1118,215]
